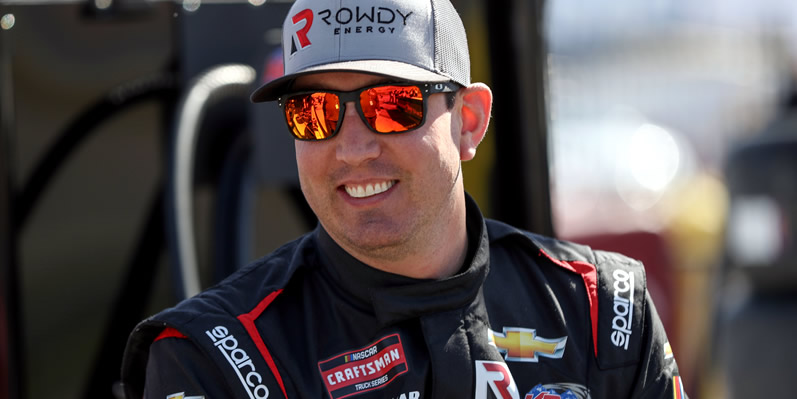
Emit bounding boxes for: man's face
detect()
[291,72,465,264]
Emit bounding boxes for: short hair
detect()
[445,89,458,109]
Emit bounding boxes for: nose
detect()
[335,101,381,165]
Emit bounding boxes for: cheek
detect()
[294,149,321,214]
[412,129,460,186]
[424,102,460,156]
[424,115,461,162]
[447,108,462,145]
[294,141,307,173]
[294,141,336,207]
[294,142,317,193]
[295,141,321,178]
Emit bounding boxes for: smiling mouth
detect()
[344,181,396,198]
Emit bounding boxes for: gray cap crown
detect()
[251,0,471,102]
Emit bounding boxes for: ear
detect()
[457,83,493,161]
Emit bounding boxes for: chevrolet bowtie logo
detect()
[488,327,567,362]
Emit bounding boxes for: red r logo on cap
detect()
[291,9,313,54]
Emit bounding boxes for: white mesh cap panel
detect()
[432,0,471,86]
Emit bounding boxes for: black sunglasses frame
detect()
[278,81,461,141]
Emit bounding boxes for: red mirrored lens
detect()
[360,85,423,133]
[284,92,340,140]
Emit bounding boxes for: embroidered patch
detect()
[524,383,590,399]
[318,334,408,399]
[672,376,685,399]
[166,393,205,399]
[474,360,520,399]
[488,327,567,362]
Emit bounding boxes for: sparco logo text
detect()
[205,326,269,399]
[611,269,634,350]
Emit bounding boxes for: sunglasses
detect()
[278,81,460,141]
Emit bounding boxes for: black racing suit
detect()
[122,195,687,399]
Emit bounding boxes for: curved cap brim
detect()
[250,60,453,103]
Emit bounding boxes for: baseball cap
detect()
[250,0,471,102]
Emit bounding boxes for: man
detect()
[122,0,687,397]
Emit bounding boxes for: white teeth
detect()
[345,181,394,198]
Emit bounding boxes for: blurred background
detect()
[1,0,796,398]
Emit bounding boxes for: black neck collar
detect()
[315,193,490,326]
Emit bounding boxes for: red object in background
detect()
[262,48,284,84]
[565,231,675,340]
